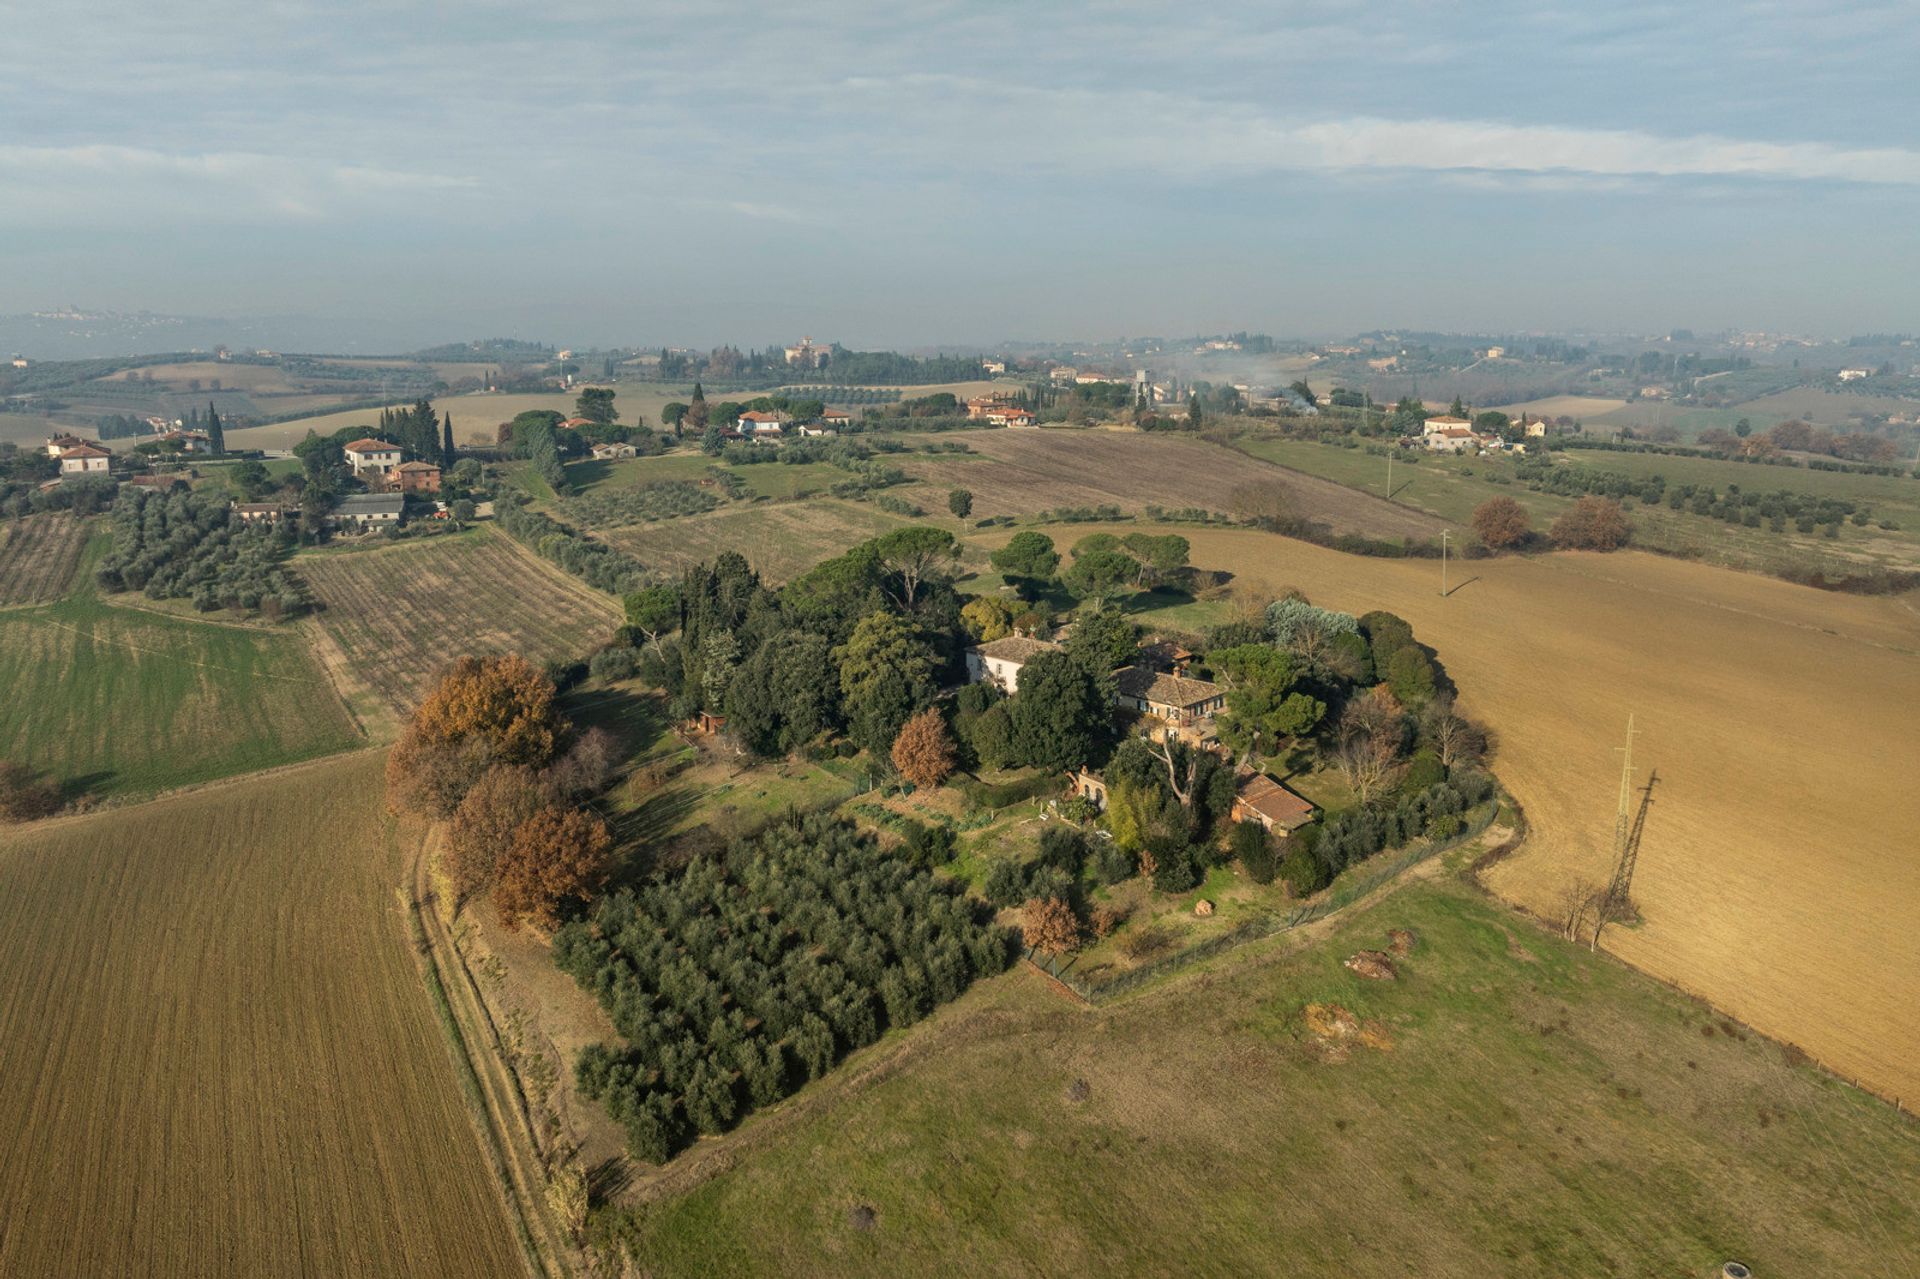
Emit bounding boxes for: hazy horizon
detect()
[6,1,1917,346]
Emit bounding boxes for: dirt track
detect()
[975,522,1920,1104]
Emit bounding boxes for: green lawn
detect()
[0,559,361,797]
[599,876,1920,1278]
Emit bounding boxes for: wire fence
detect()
[1029,800,1502,1005]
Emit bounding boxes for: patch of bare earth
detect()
[906,429,1445,540]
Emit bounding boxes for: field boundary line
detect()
[407,829,577,1279]
[0,744,387,838]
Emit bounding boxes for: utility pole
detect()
[1440,529,1449,596]
[1600,714,1639,943]
[1386,447,1393,501]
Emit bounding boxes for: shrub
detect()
[494,805,614,932]
[588,646,639,683]
[1232,820,1276,884]
[1149,840,1202,893]
[1279,844,1328,896]
[1470,496,1531,550]
[1090,843,1136,887]
[1022,897,1080,955]
[1550,496,1630,551]
[1403,748,1446,793]
[0,761,62,822]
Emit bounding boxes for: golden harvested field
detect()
[972,520,1920,1103]
[0,752,523,1277]
[0,411,89,446]
[95,360,302,393]
[604,498,912,583]
[0,512,90,606]
[301,528,621,720]
[906,429,1446,540]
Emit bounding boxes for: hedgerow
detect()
[494,493,649,595]
[555,813,1012,1162]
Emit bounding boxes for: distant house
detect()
[560,417,595,429]
[987,407,1036,427]
[330,493,405,531]
[591,440,638,460]
[45,434,88,458]
[1113,665,1225,738]
[982,359,1006,374]
[1230,773,1317,836]
[342,438,403,477]
[1421,417,1481,452]
[1838,368,1872,382]
[393,460,442,494]
[1521,417,1549,439]
[966,394,1016,420]
[783,337,829,369]
[965,634,1063,694]
[158,429,212,454]
[58,443,112,477]
[235,501,292,523]
[821,408,854,428]
[1049,366,1078,383]
[738,410,789,438]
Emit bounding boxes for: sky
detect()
[2,0,1916,349]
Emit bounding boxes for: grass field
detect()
[300,527,622,720]
[1491,394,1628,420]
[567,452,850,503]
[0,565,362,796]
[610,876,1920,1277]
[1236,434,1920,573]
[603,498,913,583]
[965,519,1920,1106]
[0,411,87,445]
[901,429,1444,541]
[0,511,91,606]
[0,752,524,1277]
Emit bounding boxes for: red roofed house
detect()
[1230,773,1317,836]
[560,417,594,429]
[46,434,89,458]
[393,460,442,494]
[343,438,403,477]
[986,407,1036,427]
[158,429,212,454]
[58,443,112,476]
[1421,416,1483,452]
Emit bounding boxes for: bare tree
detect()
[1557,876,1605,943]
[1145,735,1199,810]
[1420,694,1483,769]
[1333,729,1400,806]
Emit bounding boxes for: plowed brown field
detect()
[301,528,621,720]
[0,752,523,1276]
[907,429,1446,539]
[973,521,1920,1103]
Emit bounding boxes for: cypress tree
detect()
[205,401,225,455]
[441,411,455,467]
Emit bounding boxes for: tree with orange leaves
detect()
[494,805,613,931]
[387,655,567,818]
[1470,496,1531,551]
[890,707,957,789]
[1022,896,1080,957]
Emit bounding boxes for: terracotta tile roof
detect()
[62,443,112,459]
[343,438,400,454]
[393,460,441,473]
[1236,774,1316,830]
[974,635,1063,664]
[1113,665,1223,709]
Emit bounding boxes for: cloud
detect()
[822,77,1920,189]
[0,144,476,223]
